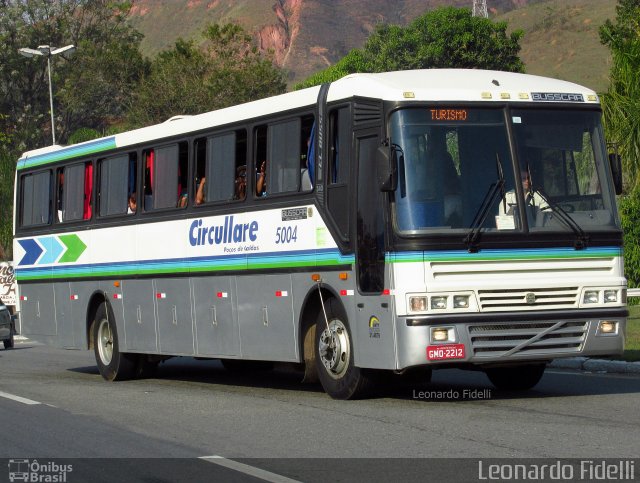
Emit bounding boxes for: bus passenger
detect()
[234,165,247,200]
[177,189,188,208]
[195,177,206,205]
[127,193,137,214]
[256,160,267,196]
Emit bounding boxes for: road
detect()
[0,340,638,482]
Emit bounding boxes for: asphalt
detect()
[11,335,640,375]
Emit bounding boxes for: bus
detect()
[13,69,626,399]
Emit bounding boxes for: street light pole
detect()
[18,44,75,145]
[46,55,55,144]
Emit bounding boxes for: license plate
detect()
[427,343,466,361]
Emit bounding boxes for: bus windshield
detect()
[390,107,619,235]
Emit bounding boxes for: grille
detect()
[477,287,579,311]
[468,320,588,358]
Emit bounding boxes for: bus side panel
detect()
[352,291,397,370]
[121,279,158,352]
[53,281,75,348]
[236,274,297,361]
[19,283,57,338]
[154,278,195,355]
[192,276,239,357]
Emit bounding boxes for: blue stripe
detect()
[16,248,354,279]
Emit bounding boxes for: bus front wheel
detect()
[485,363,546,391]
[93,303,137,381]
[314,300,373,399]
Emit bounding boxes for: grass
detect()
[624,305,640,362]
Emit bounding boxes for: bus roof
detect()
[18,69,599,170]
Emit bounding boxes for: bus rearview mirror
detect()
[608,153,622,195]
[377,145,397,192]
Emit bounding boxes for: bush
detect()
[618,187,640,303]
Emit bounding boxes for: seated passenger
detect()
[256,160,267,197]
[127,193,137,214]
[195,177,206,206]
[234,165,247,200]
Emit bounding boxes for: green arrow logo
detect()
[58,234,87,263]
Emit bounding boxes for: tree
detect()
[127,23,287,127]
[295,7,524,89]
[0,0,147,152]
[599,0,640,189]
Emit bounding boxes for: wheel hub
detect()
[318,319,350,379]
[97,319,113,365]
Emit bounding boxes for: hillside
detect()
[498,0,615,91]
[128,0,616,91]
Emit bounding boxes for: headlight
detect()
[430,296,447,310]
[583,290,599,304]
[604,290,618,303]
[453,295,469,308]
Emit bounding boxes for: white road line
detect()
[199,455,302,483]
[0,390,41,405]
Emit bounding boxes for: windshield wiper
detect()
[464,154,505,253]
[530,185,589,250]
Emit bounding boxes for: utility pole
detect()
[472,0,489,18]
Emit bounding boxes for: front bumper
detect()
[396,308,626,370]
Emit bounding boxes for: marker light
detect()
[431,327,449,342]
[453,295,470,309]
[409,296,427,312]
[604,290,618,303]
[583,290,599,304]
[430,296,447,310]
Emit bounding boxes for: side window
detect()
[255,115,315,197]
[269,118,300,195]
[98,153,137,217]
[56,161,93,222]
[142,142,188,211]
[326,106,351,241]
[194,129,247,206]
[20,171,52,227]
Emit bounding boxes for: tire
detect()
[314,298,373,399]
[3,330,13,349]
[485,363,546,391]
[93,303,137,381]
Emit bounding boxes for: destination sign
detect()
[430,109,468,121]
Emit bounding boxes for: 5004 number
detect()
[275,226,298,244]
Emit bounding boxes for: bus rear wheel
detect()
[314,300,373,399]
[93,303,137,381]
[485,363,546,391]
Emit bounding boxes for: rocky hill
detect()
[128,0,615,91]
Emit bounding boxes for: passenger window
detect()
[56,161,93,222]
[98,153,137,217]
[254,114,315,197]
[20,171,52,227]
[142,142,188,211]
[194,129,247,206]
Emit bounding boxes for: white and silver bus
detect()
[14,69,626,399]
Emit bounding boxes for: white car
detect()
[0,302,14,349]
